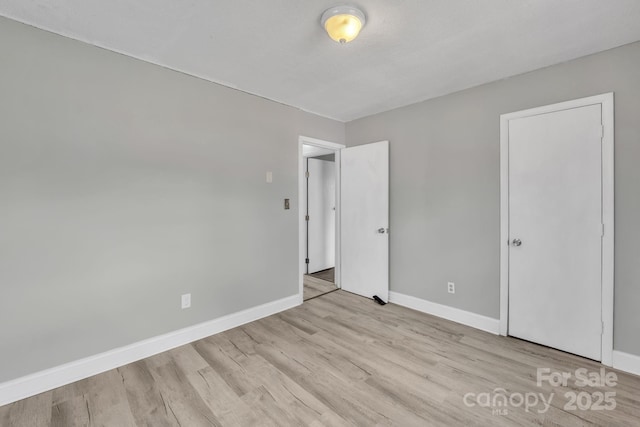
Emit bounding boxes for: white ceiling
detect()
[2,1,640,122]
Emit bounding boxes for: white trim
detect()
[389,291,500,335]
[0,294,299,407]
[499,93,615,366]
[612,351,640,377]
[299,136,345,151]
[600,94,615,366]
[298,136,345,303]
[499,108,510,336]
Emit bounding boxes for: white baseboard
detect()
[612,350,640,377]
[0,294,300,407]
[389,291,500,335]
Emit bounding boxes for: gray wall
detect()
[0,17,344,382]
[346,41,640,357]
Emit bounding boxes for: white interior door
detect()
[307,158,335,274]
[341,141,389,302]
[508,104,603,360]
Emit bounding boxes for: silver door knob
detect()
[512,238,522,247]
[378,228,386,234]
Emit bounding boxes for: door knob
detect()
[512,238,522,247]
[378,228,386,234]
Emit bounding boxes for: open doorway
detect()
[303,146,337,300]
[298,137,344,302]
[298,136,390,304]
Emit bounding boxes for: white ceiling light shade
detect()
[321,5,366,44]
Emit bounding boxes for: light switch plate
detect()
[266,171,273,183]
[181,293,191,309]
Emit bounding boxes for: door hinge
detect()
[601,321,605,335]
[601,223,605,237]
[600,125,604,140]
[305,258,309,264]
[305,171,310,178]
[305,215,310,221]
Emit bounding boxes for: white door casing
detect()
[307,158,336,274]
[341,141,390,302]
[500,94,614,365]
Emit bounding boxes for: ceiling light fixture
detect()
[321,5,366,44]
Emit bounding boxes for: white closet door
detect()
[508,104,603,360]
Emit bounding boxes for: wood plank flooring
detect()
[303,275,337,301]
[1,290,639,426]
[309,268,335,283]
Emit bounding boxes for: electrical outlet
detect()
[181,293,191,309]
[266,171,273,183]
[447,282,455,294]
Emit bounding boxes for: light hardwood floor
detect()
[1,290,639,426]
[303,275,337,301]
[309,268,335,283]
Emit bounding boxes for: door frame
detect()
[298,136,346,304]
[499,93,614,365]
